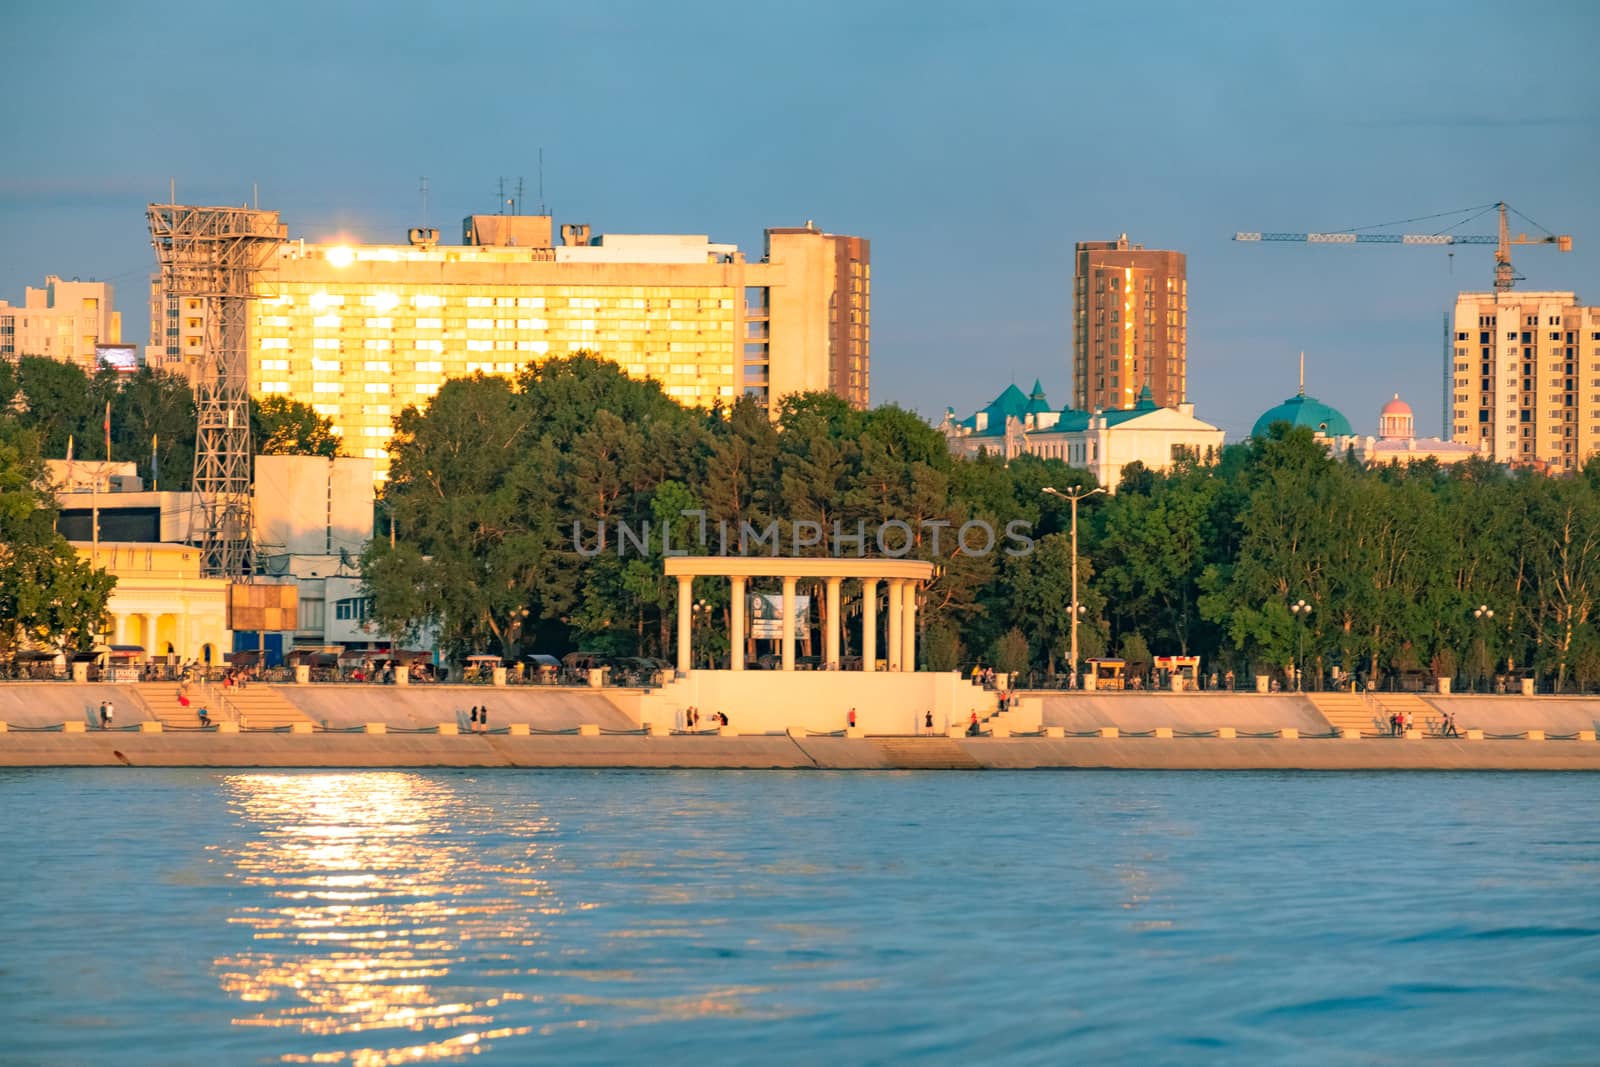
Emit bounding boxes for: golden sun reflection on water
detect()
[215,773,549,1064]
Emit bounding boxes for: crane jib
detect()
[1232,232,1498,244]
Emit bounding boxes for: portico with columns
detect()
[664,557,935,675]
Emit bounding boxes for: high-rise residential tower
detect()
[1072,236,1186,413]
[149,213,869,479]
[1449,290,1600,471]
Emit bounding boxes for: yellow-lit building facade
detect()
[1449,291,1600,470]
[154,215,870,479]
[74,540,232,665]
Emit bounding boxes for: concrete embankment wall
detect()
[3,733,1598,771]
[0,685,151,727]
[286,686,641,732]
[1038,694,1332,733]
[0,683,643,731]
[1033,692,1600,734]
[1428,696,1600,734]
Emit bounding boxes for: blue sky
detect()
[3,0,1596,440]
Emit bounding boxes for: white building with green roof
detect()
[941,383,1225,491]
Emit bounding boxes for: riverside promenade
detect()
[1,682,1597,770]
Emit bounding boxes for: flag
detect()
[66,435,74,463]
[104,401,111,461]
[152,433,159,492]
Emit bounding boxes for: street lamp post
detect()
[1043,486,1105,689]
[693,598,712,668]
[1473,604,1494,691]
[1290,598,1313,691]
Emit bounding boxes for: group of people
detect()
[684,707,728,729]
[1388,709,1460,737]
[467,705,490,732]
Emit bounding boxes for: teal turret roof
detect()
[959,383,1032,435]
[1250,393,1353,438]
[1024,378,1053,415]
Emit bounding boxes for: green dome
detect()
[1251,393,1353,438]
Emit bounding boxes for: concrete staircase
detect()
[136,682,221,729]
[222,685,312,730]
[1309,691,1380,734]
[871,737,983,769]
[134,682,311,730]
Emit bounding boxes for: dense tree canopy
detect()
[0,357,339,488]
[0,420,115,656]
[362,354,1600,690]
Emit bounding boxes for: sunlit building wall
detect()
[0,275,120,369]
[168,215,869,479]
[1072,237,1187,413]
[1449,291,1600,470]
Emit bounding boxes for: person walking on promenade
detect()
[924,709,934,732]
[847,708,857,730]
[478,705,488,733]
[469,706,479,730]
[1442,710,1459,738]
[98,700,111,729]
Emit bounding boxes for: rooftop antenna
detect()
[497,177,507,214]
[252,183,258,210]
[1298,351,1305,397]
[419,176,429,228]
[538,148,546,214]
[516,176,524,216]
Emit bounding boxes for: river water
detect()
[0,769,1594,1065]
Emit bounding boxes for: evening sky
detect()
[2,0,1596,439]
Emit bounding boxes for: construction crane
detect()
[1234,201,1571,290]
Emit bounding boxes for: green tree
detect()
[253,396,342,457]
[0,421,115,655]
[992,626,1030,676]
[922,620,964,672]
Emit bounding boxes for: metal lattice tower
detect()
[147,204,285,579]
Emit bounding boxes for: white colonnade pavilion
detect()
[663,557,937,674]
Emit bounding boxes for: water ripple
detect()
[0,768,1595,1064]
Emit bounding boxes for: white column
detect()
[860,578,878,672]
[113,613,127,646]
[730,576,746,671]
[825,577,842,668]
[143,614,157,653]
[901,580,918,672]
[676,575,693,674]
[781,576,797,672]
[886,579,903,670]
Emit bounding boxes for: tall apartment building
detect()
[1448,291,1600,471]
[1072,236,1187,412]
[0,275,120,368]
[150,214,869,477]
